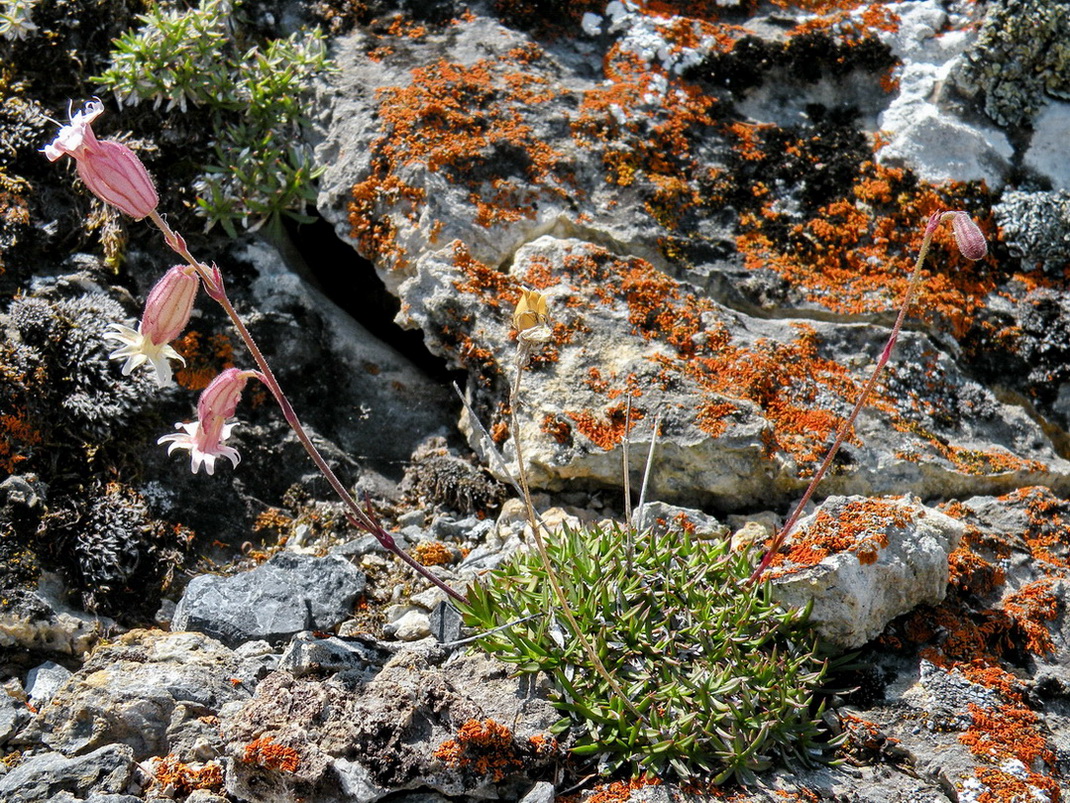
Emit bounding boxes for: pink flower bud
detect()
[142,265,199,346]
[949,211,987,261]
[197,368,261,422]
[43,100,159,219]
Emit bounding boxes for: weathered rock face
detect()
[218,649,560,803]
[0,744,137,803]
[314,1,1070,512]
[18,630,253,760]
[397,234,1069,509]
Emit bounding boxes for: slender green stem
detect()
[510,346,646,723]
[748,211,945,584]
[146,212,467,604]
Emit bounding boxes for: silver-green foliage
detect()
[461,523,835,784]
[95,0,329,235]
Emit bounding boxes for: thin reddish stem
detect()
[147,212,467,604]
[748,212,944,584]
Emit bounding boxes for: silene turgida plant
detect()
[43,99,465,604]
[459,210,986,781]
[45,98,987,784]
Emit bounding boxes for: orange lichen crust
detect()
[877,488,1069,799]
[0,406,40,473]
[735,161,1058,355]
[349,49,570,268]
[350,1,904,272]
[558,774,662,803]
[768,497,912,573]
[241,737,301,773]
[412,540,454,566]
[173,331,236,391]
[446,232,1034,482]
[521,243,880,470]
[434,718,557,782]
[151,754,224,794]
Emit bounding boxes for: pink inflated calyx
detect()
[197,368,260,422]
[947,211,987,261]
[44,100,158,219]
[142,265,199,345]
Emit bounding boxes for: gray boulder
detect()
[20,629,251,759]
[172,551,367,648]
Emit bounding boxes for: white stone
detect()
[25,661,72,708]
[1023,102,1070,191]
[386,610,431,641]
[770,496,964,649]
[877,108,1013,186]
[875,1,1012,188]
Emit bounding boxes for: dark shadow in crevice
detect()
[282,214,459,386]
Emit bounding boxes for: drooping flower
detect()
[104,265,199,387]
[158,369,261,475]
[43,100,158,219]
[158,419,241,476]
[948,211,987,261]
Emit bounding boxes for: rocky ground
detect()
[2,0,1070,800]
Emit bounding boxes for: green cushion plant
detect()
[460,522,837,784]
[95,0,330,237]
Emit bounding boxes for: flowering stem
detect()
[146,211,467,604]
[510,345,647,724]
[748,212,945,584]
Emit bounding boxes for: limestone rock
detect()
[400,235,1070,510]
[878,1,1012,188]
[19,629,251,760]
[0,574,114,657]
[0,744,135,803]
[172,551,367,648]
[769,495,963,649]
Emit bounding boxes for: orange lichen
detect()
[451,241,514,308]
[566,402,645,450]
[970,764,1061,803]
[737,162,1044,344]
[1001,579,1058,656]
[559,774,662,803]
[241,737,300,773]
[540,413,572,444]
[385,14,427,38]
[434,719,526,781]
[349,50,569,266]
[960,703,1057,779]
[152,755,224,794]
[173,331,236,391]
[0,408,40,473]
[769,497,912,572]
[412,541,454,566]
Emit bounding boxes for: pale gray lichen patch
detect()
[993,190,1070,270]
[958,0,1070,127]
